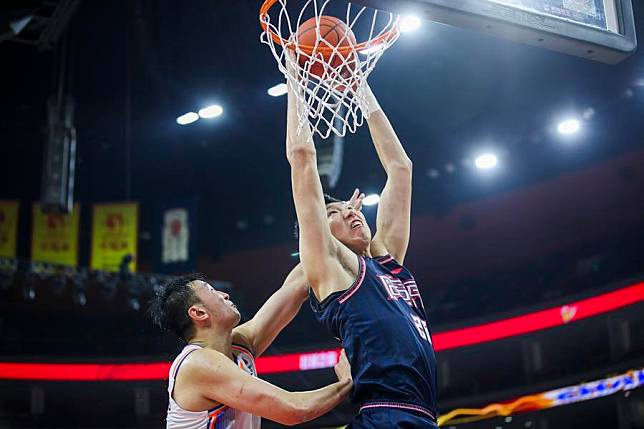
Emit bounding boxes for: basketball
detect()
[296,15,357,80]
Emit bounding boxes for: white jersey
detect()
[166,344,261,429]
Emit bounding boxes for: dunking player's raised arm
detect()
[285,74,358,302]
[232,264,307,357]
[363,85,413,264]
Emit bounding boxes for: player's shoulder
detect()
[231,324,256,356]
[179,348,231,380]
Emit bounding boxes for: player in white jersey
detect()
[150,260,358,428]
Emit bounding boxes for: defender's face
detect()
[191,281,241,328]
[326,202,371,253]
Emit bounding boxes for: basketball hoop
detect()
[260,0,401,139]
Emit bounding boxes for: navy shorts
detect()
[348,402,438,429]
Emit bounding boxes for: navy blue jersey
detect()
[310,254,438,413]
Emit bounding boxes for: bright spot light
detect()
[176,112,199,125]
[362,194,380,206]
[557,119,580,135]
[475,153,498,170]
[268,83,288,97]
[198,104,224,119]
[400,15,422,32]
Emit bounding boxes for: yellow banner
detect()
[0,201,19,258]
[31,203,80,266]
[91,202,138,272]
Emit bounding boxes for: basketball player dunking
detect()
[150,263,358,428]
[286,77,438,427]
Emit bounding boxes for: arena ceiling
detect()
[1,0,643,256]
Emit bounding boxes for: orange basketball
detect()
[296,15,357,80]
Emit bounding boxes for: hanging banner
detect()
[163,208,189,263]
[0,201,19,258]
[155,199,197,273]
[31,203,80,266]
[91,202,138,272]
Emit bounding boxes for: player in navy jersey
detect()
[286,74,438,427]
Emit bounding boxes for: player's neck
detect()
[189,328,234,359]
[346,243,371,257]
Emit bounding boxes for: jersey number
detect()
[411,315,432,344]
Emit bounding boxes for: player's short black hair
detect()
[293,194,342,238]
[323,194,342,206]
[149,274,204,341]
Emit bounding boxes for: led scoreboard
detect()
[356,0,637,63]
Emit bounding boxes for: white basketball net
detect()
[260,0,401,139]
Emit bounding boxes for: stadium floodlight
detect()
[362,194,380,206]
[198,105,224,119]
[558,119,580,135]
[400,15,422,32]
[268,83,288,97]
[176,112,199,125]
[400,15,421,33]
[475,153,498,170]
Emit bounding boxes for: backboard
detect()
[354,0,637,63]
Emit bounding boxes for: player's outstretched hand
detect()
[334,349,352,384]
[347,188,365,211]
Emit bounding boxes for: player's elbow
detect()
[289,402,319,425]
[274,401,313,426]
[287,144,316,165]
[388,157,413,175]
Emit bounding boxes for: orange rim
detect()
[259,0,400,55]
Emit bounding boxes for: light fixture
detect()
[176,112,199,125]
[362,194,380,206]
[198,104,224,119]
[557,119,580,135]
[268,83,288,97]
[400,15,422,32]
[475,153,498,169]
[9,15,33,35]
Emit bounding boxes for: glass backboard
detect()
[355,0,637,63]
